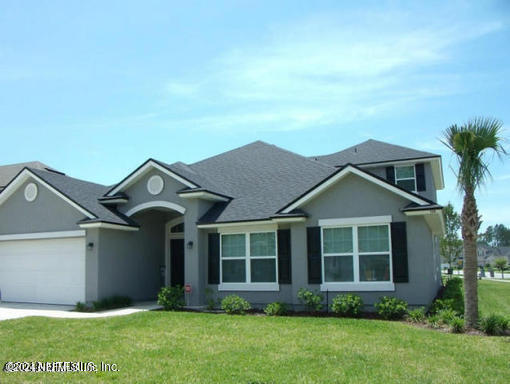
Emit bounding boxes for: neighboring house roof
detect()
[312,139,439,166]
[0,161,60,191]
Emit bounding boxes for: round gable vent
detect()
[24,183,38,202]
[147,175,164,195]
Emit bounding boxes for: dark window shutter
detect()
[415,163,426,191]
[208,233,220,284]
[386,166,395,184]
[277,229,292,284]
[307,226,322,284]
[391,222,409,283]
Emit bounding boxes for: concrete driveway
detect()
[0,301,161,321]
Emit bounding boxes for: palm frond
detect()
[442,117,506,192]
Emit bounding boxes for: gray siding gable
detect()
[0,178,86,234]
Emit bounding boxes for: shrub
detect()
[331,294,364,317]
[92,295,132,311]
[479,314,509,336]
[375,296,408,320]
[442,277,464,314]
[406,307,426,323]
[429,298,456,315]
[221,295,251,315]
[450,317,465,333]
[264,302,288,316]
[427,314,440,329]
[157,286,184,311]
[75,301,92,312]
[297,288,324,312]
[437,308,459,326]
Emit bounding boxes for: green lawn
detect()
[479,279,510,316]
[1,310,509,383]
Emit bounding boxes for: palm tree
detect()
[442,117,506,328]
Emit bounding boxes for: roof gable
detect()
[105,159,199,197]
[279,164,434,214]
[0,168,96,219]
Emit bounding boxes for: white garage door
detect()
[0,237,85,305]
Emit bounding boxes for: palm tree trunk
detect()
[461,188,479,328]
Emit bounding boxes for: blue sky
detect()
[1,1,509,228]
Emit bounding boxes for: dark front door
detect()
[170,239,185,287]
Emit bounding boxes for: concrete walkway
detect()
[0,301,162,321]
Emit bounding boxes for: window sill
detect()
[218,283,280,292]
[320,282,395,292]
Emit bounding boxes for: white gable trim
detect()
[125,201,186,217]
[78,222,139,231]
[281,166,430,214]
[0,169,96,219]
[178,191,230,202]
[107,160,198,196]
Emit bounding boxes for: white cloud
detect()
[161,9,503,132]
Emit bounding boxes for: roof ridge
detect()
[263,141,337,170]
[29,168,108,190]
[190,140,267,167]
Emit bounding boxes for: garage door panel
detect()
[0,237,85,305]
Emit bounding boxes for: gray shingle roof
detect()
[29,168,136,226]
[158,160,228,197]
[190,141,337,223]
[0,161,58,190]
[5,140,440,226]
[312,139,439,166]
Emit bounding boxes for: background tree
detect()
[480,224,510,247]
[480,225,494,246]
[440,203,463,269]
[442,117,506,328]
[494,224,510,246]
[494,258,507,279]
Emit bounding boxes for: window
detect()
[220,231,278,286]
[322,223,392,286]
[395,165,416,191]
[170,222,184,233]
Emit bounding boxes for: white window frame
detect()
[320,220,395,292]
[218,230,279,291]
[395,164,417,192]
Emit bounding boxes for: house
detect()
[0,140,444,308]
[477,244,510,266]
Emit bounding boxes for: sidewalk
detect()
[0,301,162,321]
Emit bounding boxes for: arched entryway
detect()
[125,201,186,294]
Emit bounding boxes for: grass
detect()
[479,279,510,316]
[1,311,509,383]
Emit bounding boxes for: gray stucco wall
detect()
[95,211,167,301]
[205,173,441,309]
[85,228,100,302]
[364,162,437,202]
[0,179,85,234]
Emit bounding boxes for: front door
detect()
[170,239,185,287]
